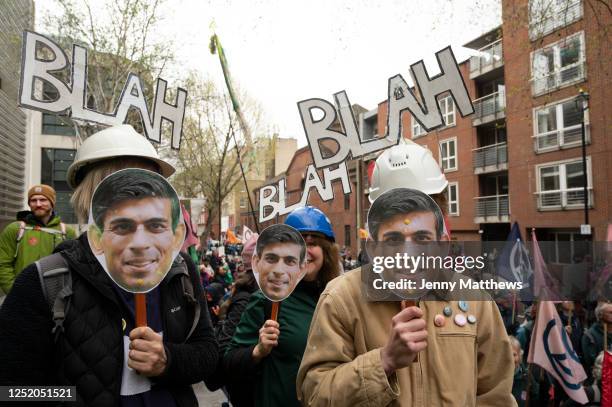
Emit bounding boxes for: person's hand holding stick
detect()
[253,319,280,362]
[381,305,427,376]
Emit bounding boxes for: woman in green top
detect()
[224,206,341,407]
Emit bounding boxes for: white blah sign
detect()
[298,46,474,169]
[19,31,186,149]
[258,46,474,223]
[259,162,351,223]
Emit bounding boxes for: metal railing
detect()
[475,194,509,218]
[469,39,503,75]
[532,61,585,96]
[473,142,508,168]
[533,125,588,152]
[536,188,592,209]
[529,1,582,40]
[473,91,506,121]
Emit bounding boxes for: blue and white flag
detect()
[496,222,532,287]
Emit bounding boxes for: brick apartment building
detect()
[369,0,610,261]
[254,0,610,262]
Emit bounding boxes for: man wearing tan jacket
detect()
[297,188,516,406]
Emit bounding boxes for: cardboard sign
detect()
[258,162,351,223]
[298,47,473,170]
[258,46,473,223]
[88,169,186,293]
[19,31,186,149]
[252,224,307,302]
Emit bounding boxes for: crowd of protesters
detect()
[0,126,609,407]
[501,300,610,406]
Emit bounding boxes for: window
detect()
[439,138,457,172]
[549,229,590,264]
[239,197,247,209]
[412,117,427,138]
[532,32,585,96]
[537,158,591,209]
[439,95,455,127]
[344,193,350,210]
[344,225,351,248]
[529,0,582,40]
[534,97,586,152]
[41,148,77,224]
[448,182,459,216]
[42,113,76,136]
[42,83,76,136]
[411,95,455,139]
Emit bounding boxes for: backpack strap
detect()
[35,253,72,342]
[176,257,201,342]
[14,221,26,258]
[16,221,26,243]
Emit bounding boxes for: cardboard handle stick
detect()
[271,302,280,321]
[400,300,418,361]
[135,293,147,327]
[401,300,416,309]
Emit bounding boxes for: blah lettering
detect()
[19,31,186,149]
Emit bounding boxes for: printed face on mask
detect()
[88,169,185,293]
[252,224,307,302]
[253,242,305,301]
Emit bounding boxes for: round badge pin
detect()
[122,318,127,332]
[467,315,477,324]
[458,301,469,312]
[443,306,453,317]
[454,314,467,327]
[434,314,446,327]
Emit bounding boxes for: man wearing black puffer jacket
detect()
[0,125,218,407]
[0,233,218,407]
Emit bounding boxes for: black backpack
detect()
[35,253,200,341]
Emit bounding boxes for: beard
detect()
[33,207,52,219]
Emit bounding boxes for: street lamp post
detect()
[575,89,590,232]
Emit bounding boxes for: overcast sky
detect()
[36,0,501,146]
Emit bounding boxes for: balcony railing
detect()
[473,142,508,169]
[533,124,589,152]
[532,61,585,96]
[475,194,509,218]
[536,188,593,209]
[472,91,506,123]
[469,39,503,77]
[529,1,582,40]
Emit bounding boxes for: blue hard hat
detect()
[285,206,335,242]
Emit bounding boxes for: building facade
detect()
[370,0,610,259]
[0,0,35,229]
[253,0,610,263]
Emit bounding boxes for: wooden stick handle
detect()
[135,293,147,327]
[271,301,279,321]
[400,300,418,361]
[401,300,416,309]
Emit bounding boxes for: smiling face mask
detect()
[367,187,450,300]
[87,169,186,293]
[252,224,307,302]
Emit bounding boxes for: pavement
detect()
[193,381,228,406]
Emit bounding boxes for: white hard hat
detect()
[368,139,448,203]
[67,124,175,188]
